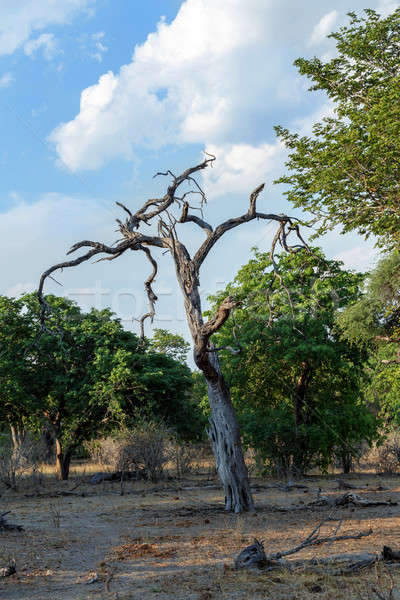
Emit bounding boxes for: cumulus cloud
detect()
[334,245,379,272]
[203,142,286,198]
[0,0,95,56]
[24,33,59,60]
[51,0,377,174]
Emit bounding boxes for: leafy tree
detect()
[339,251,400,424]
[275,9,400,248]
[0,294,194,479]
[150,329,190,364]
[0,296,38,448]
[209,249,379,475]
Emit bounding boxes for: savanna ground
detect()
[1,457,400,600]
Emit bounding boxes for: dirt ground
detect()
[1,467,400,600]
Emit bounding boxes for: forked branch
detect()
[38,158,309,345]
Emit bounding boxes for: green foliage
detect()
[150,328,191,364]
[0,296,38,429]
[338,250,400,344]
[275,9,400,248]
[208,248,379,474]
[0,294,199,467]
[339,251,400,423]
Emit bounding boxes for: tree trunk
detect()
[341,452,353,474]
[292,361,312,475]
[9,423,25,452]
[55,439,71,480]
[205,351,254,513]
[178,273,254,513]
[294,361,312,433]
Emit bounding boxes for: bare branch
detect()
[179,201,213,234]
[119,156,215,234]
[193,181,305,269]
[137,245,158,339]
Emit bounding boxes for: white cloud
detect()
[90,31,108,62]
[24,33,59,60]
[309,10,338,46]
[203,142,286,199]
[51,0,375,173]
[293,101,336,136]
[377,0,400,15]
[0,73,14,88]
[334,245,379,272]
[48,0,396,194]
[0,0,95,56]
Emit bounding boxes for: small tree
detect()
[150,329,190,364]
[39,158,307,511]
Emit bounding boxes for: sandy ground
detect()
[1,470,400,599]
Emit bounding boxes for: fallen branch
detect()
[235,516,373,569]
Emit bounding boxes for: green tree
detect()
[338,251,400,423]
[150,329,190,364]
[209,249,379,475]
[0,294,194,479]
[275,8,400,248]
[0,296,38,448]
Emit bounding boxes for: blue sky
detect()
[0,0,397,344]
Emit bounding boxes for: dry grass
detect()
[1,463,400,599]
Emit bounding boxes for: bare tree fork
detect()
[38,157,308,513]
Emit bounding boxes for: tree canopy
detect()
[275,9,400,248]
[338,251,400,425]
[0,294,196,478]
[208,248,379,474]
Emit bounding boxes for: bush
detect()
[0,433,45,490]
[88,421,172,482]
[169,441,198,477]
[362,429,400,474]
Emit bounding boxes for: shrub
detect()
[88,421,172,481]
[169,441,198,477]
[0,433,44,490]
[363,429,400,474]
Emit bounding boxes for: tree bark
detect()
[294,361,312,432]
[9,423,25,452]
[205,351,254,513]
[341,452,353,474]
[55,439,71,480]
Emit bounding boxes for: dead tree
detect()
[38,157,307,513]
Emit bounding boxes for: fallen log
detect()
[88,470,147,484]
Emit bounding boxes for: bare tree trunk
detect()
[9,423,25,452]
[55,439,71,480]
[206,351,254,513]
